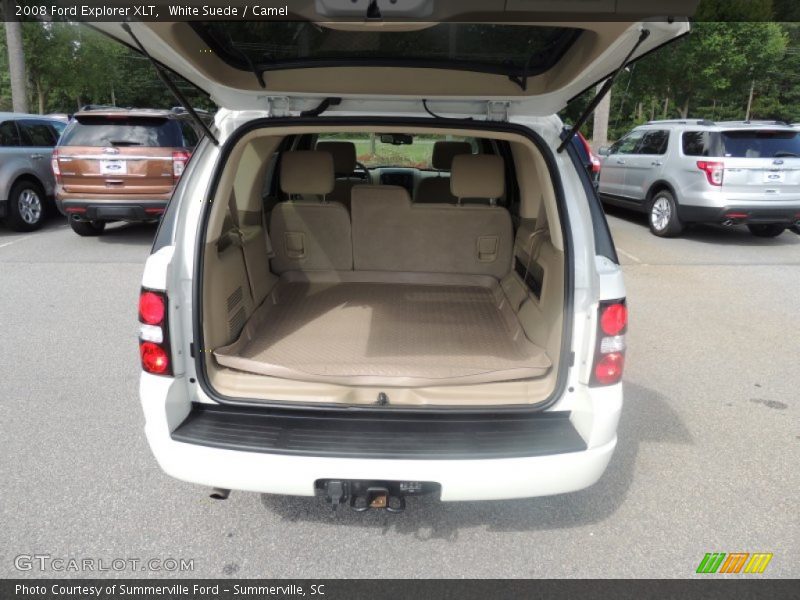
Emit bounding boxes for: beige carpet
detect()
[214,279,551,387]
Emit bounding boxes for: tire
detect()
[69,218,106,237]
[791,224,800,235]
[648,190,683,237]
[747,224,785,238]
[3,180,46,232]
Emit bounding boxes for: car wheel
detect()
[648,190,683,237]
[791,224,800,235]
[69,218,106,237]
[4,180,46,232]
[747,224,785,238]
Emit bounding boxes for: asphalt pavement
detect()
[1,211,798,578]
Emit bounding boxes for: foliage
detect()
[0,22,213,114]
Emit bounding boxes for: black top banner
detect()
[2,0,799,23]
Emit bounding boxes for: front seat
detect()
[414,141,473,204]
[315,141,364,211]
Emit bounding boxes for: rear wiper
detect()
[557,29,651,154]
[107,140,142,147]
[773,151,798,157]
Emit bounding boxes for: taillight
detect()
[697,161,724,186]
[591,300,627,387]
[138,288,172,376]
[51,149,62,184]
[172,150,190,181]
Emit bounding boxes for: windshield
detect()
[317,133,478,169]
[60,116,182,148]
[191,22,582,81]
[721,130,800,158]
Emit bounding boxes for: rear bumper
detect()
[679,204,800,225]
[58,200,168,221]
[140,375,621,501]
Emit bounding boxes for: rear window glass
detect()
[720,130,800,158]
[60,116,182,148]
[191,22,582,81]
[316,133,477,169]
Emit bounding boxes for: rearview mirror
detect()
[379,133,413,145]
[597,146,611,156]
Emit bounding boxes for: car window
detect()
[682,131,714,156]
[610,131,644,155]
[636,130,669,155]
[0,120,21,147]
[720,130,800,158]
[18,120,58,147]
[316,133,478,169]
[180,121,199,148]
[60,116,183,147]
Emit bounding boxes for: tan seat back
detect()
[351,185,512,279]
[269,151,353,273]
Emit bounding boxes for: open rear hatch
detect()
[93,1,696,115]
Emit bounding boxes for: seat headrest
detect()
[280,151,334,196]
[315,141,357,175]
[450,154,505,200]
[431,141,472,170]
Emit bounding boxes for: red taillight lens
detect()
[51,149,62,184]
[138,291,165,325]
[594,352,625,386]
[172,150,190,180]
[697,160,724,186]
[138,288,172,376]
[591,299,627,387]
[140,342,170,375]
[600,303,627,336]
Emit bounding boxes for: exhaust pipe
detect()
[721,219,734,227]
[209,488,230,500]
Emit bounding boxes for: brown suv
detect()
[53,107,206,236]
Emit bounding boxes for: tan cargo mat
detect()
[214,276,551,387]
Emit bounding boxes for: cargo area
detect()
[200,125,567,406]
[214,272,551,387]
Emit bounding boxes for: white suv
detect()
[98,5,692,507]
[599,120,800,237]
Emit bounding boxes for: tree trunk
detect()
[36,80,47,115]
[4,18,29,113]
[680,97,690,119]
[591,81,611,149]
[662,96,670,119]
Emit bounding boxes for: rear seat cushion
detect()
[351,185,512,279]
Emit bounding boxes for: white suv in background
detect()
[599,120,800,237]
[96,3,695,507]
